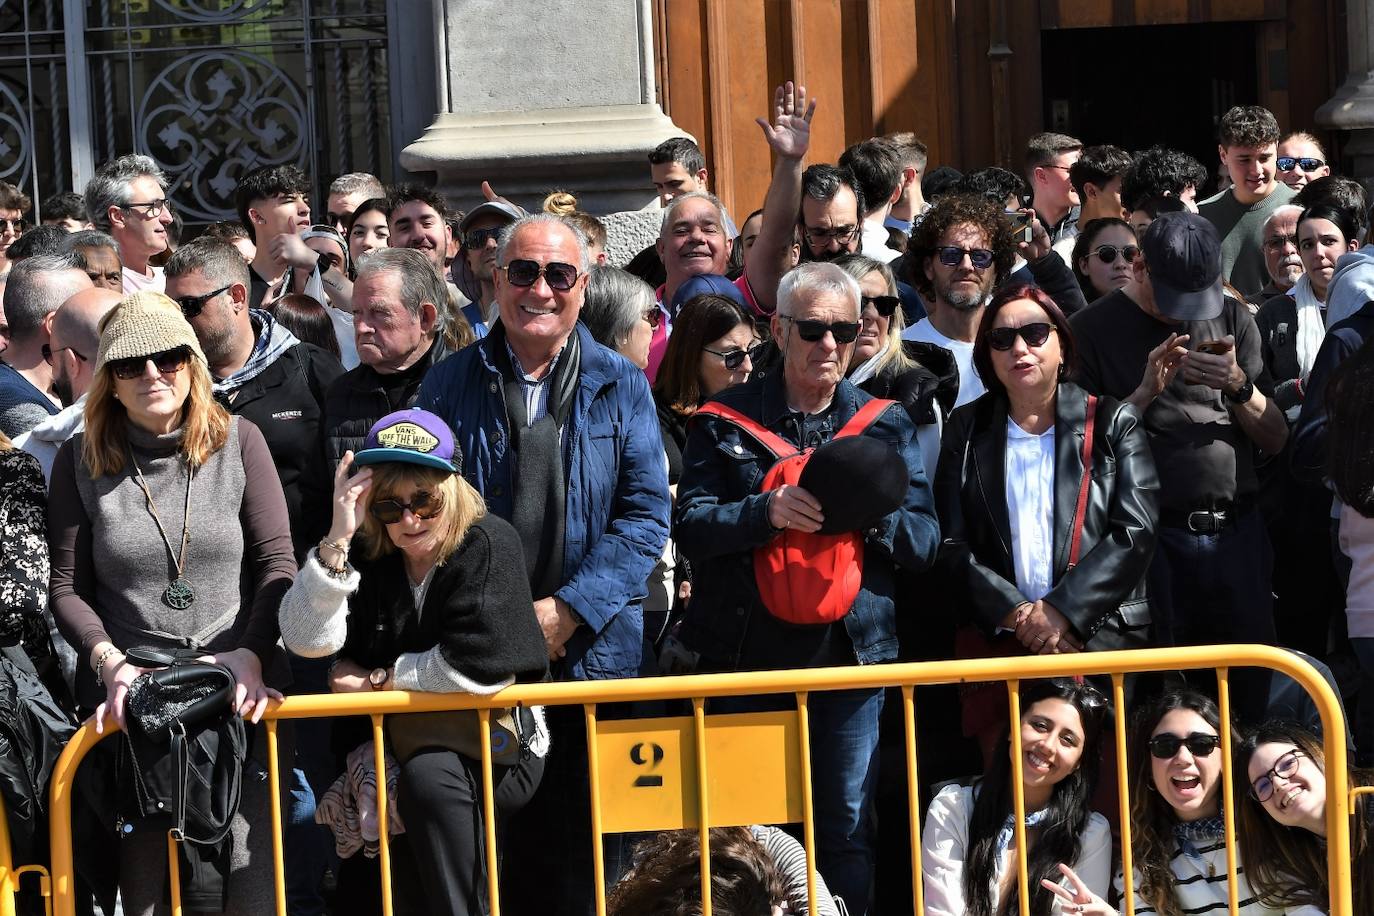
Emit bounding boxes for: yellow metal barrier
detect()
[44,644,1357,916]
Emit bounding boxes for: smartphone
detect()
[1196,339,1233,355]
[1004,209,1033,243]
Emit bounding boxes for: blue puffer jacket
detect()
[417,322,671,681]
[675,372,940,668]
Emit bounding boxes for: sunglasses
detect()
[464,227,503,249]
[936,246,995,269]
[109,347,191,381]
[781,316,862,344]
[1091,244,1140,264]
[642,307,662,330]
[1277,157,1325,173]
[1250,749,1306,803]
[986,322,1055,351]
[369,490,444,524]
[1147,732,1221,760]
[861,295,900,318]
[501,259,580,291]
[42,344,88,366]
[703,346,753,370]
[172,284,233,320]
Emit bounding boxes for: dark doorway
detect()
[1040,22,1260,191]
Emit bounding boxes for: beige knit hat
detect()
[94,291,207,374]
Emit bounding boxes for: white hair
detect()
[776,262,862,319]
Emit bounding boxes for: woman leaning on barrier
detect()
[278,408,549,916]
[1235,721,1374,915]
[46,291,296,916]
[921,678,1111,916]
[934,283,1159,759]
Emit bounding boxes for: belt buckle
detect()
[1186,510,1216,534]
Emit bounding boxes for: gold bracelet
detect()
[320,536,350,554]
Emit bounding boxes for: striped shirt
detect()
[1114,839,1323,915]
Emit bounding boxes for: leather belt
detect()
[1159,500,1252,534]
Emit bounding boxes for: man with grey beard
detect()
[1257,204,1304,300]
[901,192,1018,406]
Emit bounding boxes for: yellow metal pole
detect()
[0,792,18,916]
[1007,681,1030,916]
[372,715,394,916]
[266,719,287,916]
[902,684,924,916]
[797,693,818,916]
[586,705,608,916]
[1216,670,1239,916]
[1113,674,1136,916]
[480,709,501,916]
[166,833,183,916]
[693,697,713,916]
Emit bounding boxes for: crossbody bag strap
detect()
[834,397,897,438]
[169,720,188,841]
[1067,394,1097,570]
[694,402,796,459]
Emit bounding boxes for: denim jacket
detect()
[417,323,671,681]
[674,372,940,668]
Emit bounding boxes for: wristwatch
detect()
[1224,378,1255,405]
[368,667,389,691]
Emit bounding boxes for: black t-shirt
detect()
[249,267,271,310]
[1070,289,1273,510]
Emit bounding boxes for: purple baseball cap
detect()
[354,409,460,474]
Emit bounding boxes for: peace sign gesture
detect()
[1040,864,1117,916]
[755,81,816,161]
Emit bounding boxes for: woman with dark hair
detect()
[1070,218,1139,303]
[274,292,343,358]
[1236,722,1373,915]
[921,678,1110,916]
[346,197,392,270]
[935,283,1158,756]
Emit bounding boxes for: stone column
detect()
[400,0,691,216]
[1316,0,1374,191]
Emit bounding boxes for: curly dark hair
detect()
[1219,105,1281,148]
[1121,147,1209,212]
[608,827,786,916]
[955,167,1028,208]
[906,192,1017,300]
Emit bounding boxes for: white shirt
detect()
[1051,233,1077,267]
[121,264,165,295]
[861,220,902,263]
[903,318,984,407]
[1005,419,1056,602]
[921,784,1111,916]
[328,307,359,370]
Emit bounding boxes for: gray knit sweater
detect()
[48,416,295,708]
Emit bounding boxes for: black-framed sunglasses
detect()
[782,316,862,344]
[986,322,1055,351]
[1277,157,1325,173]
[109,347,191,381]
[501,259,580,291]
[1250,748,1306,802]
[464,227,503,249]
[936,246,995,269]
[41,344,87,366]
[642,307,662,330]
[1147,732,1221,760]
[172,284,233,320]
[861,295,900,318]
[1091,244,1140,264]
[369,490,445,524]
[703,346,752,370]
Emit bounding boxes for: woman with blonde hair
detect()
[47,290,296,915]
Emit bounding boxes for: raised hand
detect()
[327,451,373,545]
[1041,863,1117,915]
[755,81,817,161]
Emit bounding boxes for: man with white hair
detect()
[0,253,92,437]
[84,154,175,293]
[675,261,939,916]
[1257,204,1305,301]
[325,172,384,234]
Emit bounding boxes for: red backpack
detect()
[694,398,897,625]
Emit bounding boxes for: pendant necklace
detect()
[129,447,195,610]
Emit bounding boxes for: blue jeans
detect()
[714,687,884,916]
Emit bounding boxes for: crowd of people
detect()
[0,78,1371,916]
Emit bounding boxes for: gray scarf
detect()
[212,310,299,396]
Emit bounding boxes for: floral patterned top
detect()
[0,447,54,667]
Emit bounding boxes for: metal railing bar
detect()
[1217,670,1240,916]
[587,704,608,916]
[1113,674,1136,916]
[371,715,393,916]
[480,708,501,916]
[266,718,287,916]
[1006,680,1030,916]
[902,684,924,916]
[693,697,712,916]
[166,833,182,916]
[797,693,818,916]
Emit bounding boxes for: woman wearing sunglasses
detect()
[1069,218,1140,304]
[581,265,658,371]
[834,254,958,484]
[934,283,1158,758]
[47,291,297,916]
[921,678,1110,916]
[1236,722,1374,915]
[278,408,548,916]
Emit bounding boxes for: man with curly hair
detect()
[1198,105,1297,301]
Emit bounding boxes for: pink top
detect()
[647,273,766,384]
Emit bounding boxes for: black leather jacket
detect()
[933,382,1159,645]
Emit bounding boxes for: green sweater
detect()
[1198,182,1296,303]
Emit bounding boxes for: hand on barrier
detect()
[1041,863,1117,915]
[199,647,282,724]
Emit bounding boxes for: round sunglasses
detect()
[369,490,445,525]
[1147,732,1221,760]
[1090,244,1140,265]
[986,322,1056,351]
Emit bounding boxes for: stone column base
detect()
[400,103,691,216]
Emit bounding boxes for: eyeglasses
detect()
[803,224,859,246]
[1147,732,1221,760]
[1250,749,1307,803]
[171,284,233,320]
[936,246,995,269]
[327,212,349,229]
[1263,233,1299,252]
[41,344,87,366]
[464,227,503,249]
[1277,157,1325,173]
[109,348,191,381]
[1091,244,1140,265]
[119,199,170,218]
[986,322,1055,351]
[781,316,862,344]
[500,259,580,291]
[703,346,753,370]
[0,219,27,234]
[642,307,662,330]
[369,490,445,524]
[861,295,900,318]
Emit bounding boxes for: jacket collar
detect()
[477,321,621,402]
[969,395,1012,557]
[1050,381,1090,571]
[757,368,861,428]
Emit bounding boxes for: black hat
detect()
[1140,211,1224,321]
[798,436,907,535]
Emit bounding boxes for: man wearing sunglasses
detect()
[325,172,384,236]
[0,254,92,439]
[1051,145,1134,264]
[418,213,670,913]
[1276,132,1331,191]
[452,199,525,340]
[0,181,30,282]
[1025,132,1083,244]
[84,154,175,295]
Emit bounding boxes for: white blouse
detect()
[1005,419,1056,602]
[921,784,1111,916]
